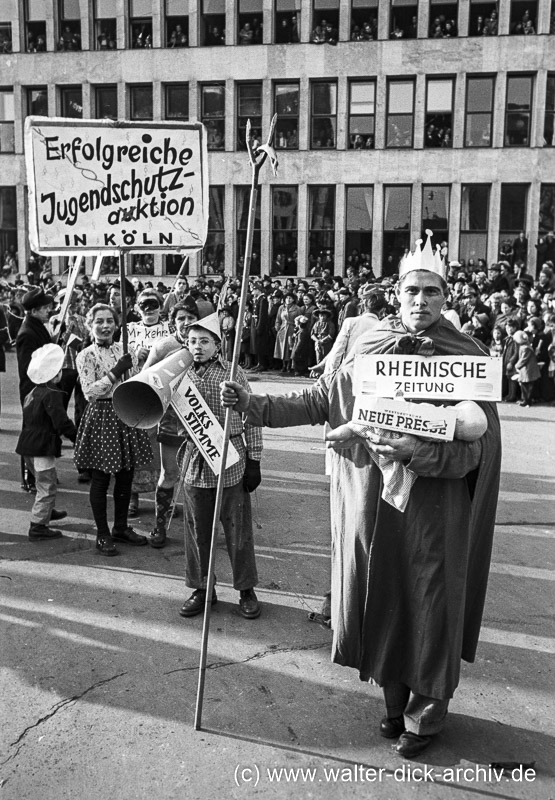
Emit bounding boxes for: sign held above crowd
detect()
[25,117,208,254]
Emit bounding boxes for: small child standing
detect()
[291,315,311,376]
[16,343,77,540]
[513,330,541,408]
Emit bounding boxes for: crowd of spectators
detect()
[350,18,378,40]
[511,8,536,33]
[474,10,499,35]
[311,19,338,44]
[429,15,458,37]
[57,25,81,51]
[424,122,452,147]
[275,15,299,44]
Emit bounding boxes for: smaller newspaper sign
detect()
[170,376,240,475]
[352,396,457,441]
[353,354,502,401]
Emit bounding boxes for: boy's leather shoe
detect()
[148,528,166,549]
[395,732,433,759]
[380,716,405,738]
[238,589,261,619]
[29,523,63,541]
[179,589,217,617]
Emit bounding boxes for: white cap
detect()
[27,343,65,384]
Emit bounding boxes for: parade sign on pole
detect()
[25,117,208,254]
[353,354,502,401]
[170,376,240,475]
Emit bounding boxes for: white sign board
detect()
[170,376,240,475]
[25,117,208,254]
[353,354,502,401]
[352,396,457,441]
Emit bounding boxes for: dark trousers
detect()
[89,468,134,536]
[519,380,535,404]
[183,482,258,591]
[383,682,449,736]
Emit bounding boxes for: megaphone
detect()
[113,348,193,429]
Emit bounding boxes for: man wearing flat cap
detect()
[223,233,501,759]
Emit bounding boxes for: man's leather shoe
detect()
[179,589,217,617]
[112,526,147,546]
[395,732,433,759]
[50,509,67,521]
[239,588,261,619]
[149,528,166,549]
[380,716,405,739]
[96,534,119,556]
[28,523,63,541]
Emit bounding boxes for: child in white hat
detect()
[16,343,77,540]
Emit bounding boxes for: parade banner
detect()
[352,396,457,441]
[353,354,502,401]
[170,376,240,474]
[25,117,208,254]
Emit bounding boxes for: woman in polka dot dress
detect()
[75,304,152,556]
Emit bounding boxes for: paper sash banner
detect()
[170,376,240,474]
[352,396,457,441]
[353,354,502,401]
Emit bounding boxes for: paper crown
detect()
[399,230,447,279]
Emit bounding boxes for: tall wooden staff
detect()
[194,115,277,730]
[119,251,129,355]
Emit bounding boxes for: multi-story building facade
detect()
[1,0,555,279]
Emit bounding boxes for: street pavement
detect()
[0,348,554,800]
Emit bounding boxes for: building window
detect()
[390,0,418,39]
[422,185,450,247]
[164,254,189,275]
[236,186,262,275]
[25,0,47,51]
[510,0,537,34]
[543,74,555,147]
[166,0,188,47]
[0,18,13,53]
[272,187,298,275]
[464,75,494,147]
[499,184,528,261]
[551,0,555,32]
[275,0,300,43]
[0,186,17,262]
[238,0,263,44]
[0,90,15,153]
[164,84,189,120]
[201,83,225,150]
[539,184,555,236]
[469,0,497,35]
[345,186,373,269]
[350,0,378,41]
[311,0,339,43]
[308,186,335,275]
[129,84,153,120]
[429,0,458,37]
[59,86,82,118]
[202,0,226,46]
[425,78,453,148]
[348,81,375,149]
[274,83,299,149]
[460,184,490,263]
[130,0,153,48]
[58,0,82,50]
[26,87,48,117]
[94,0,117,49]
[95,85,118,119]
[383,185,411,275]
[386,79,414,148]
[200,187,225,272]
[311,81,337,149]
[505,75,533,147]
[237,82,262,151]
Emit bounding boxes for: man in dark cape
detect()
[222,260,501,759]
